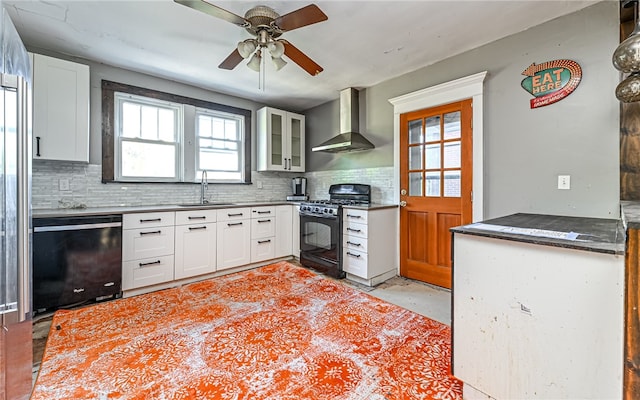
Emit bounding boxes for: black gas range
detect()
[299,184,371,278]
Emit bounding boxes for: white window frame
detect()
[114,92,183,182]
[194,108,245,182]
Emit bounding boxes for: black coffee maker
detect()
[287,177,308,201]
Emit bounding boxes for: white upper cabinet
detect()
[31,53,90,162]
[257,107,305,172]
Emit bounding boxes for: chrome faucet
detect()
[200,170,209,204]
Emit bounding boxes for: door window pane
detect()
[444,141,461,168]
[408,119,422,144]
[425,116,441,142]
[409,145,422,170]
[425,171,441,197]
[444,111,461,140]
[409,172,423,196]
[425,143,441,169]
[444,171,461,197]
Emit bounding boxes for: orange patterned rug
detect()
[31,261,462,399]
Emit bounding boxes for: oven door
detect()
[299,213,344,278]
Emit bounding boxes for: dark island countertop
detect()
[451,213,625,255]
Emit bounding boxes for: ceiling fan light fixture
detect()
[237,39,257,58]
[267,41,285,58]
[247,49,262,72]
[272,55,287,71]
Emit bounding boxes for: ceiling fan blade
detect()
[282,41,323,76]
[174,0,249,28]
[273,4,328,32]
[219,48,244,70]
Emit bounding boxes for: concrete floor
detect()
[346,275,452,325]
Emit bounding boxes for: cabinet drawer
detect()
[251,206,275,218]
[122,255,174,290]
[344,235,368,253]
[344,221,368,239]
[217,207,251,222]
[175,209,217,225]
[123,212,175,229]
[251,238,275,263]
[251,217,275,239]
[342,248,368,279]
[344,209,368,224]
[122,226,175,261]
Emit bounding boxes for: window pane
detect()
[121,141,176,178]
[425,143,441,169]
[425,116,440,142]
[158,109,175,142]
[212,118,225,139]
[408,119,422,144]
[122,102,140,138]
[425,171,441,197]
[198,115,212,138]
[409,172,422,196]
[444,141,461,168]
[140,106,158,140]
[444,171,461,197]
[200,150,238,172]
[409,145,422,170]
[224,120,238,140]
[444,111,461,140]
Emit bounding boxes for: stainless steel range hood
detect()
[312,88,375,153]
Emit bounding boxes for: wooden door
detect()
[399,100,473,288]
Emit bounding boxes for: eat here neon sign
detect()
[520,59,582,109]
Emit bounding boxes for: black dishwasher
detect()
[33,215,122,313]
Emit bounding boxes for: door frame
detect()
[389,71,487,222]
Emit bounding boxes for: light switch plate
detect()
[558,175,570,190]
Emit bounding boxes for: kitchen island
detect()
[451,213,624,400]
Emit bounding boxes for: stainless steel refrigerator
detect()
[0,6,32,400]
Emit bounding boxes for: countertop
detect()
[451,213,625,255]
[621,201,640,230]
[33,201,398,218]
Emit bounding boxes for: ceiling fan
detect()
[174,1,328,76]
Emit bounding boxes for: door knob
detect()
[400,189,407,195]
[400,201,407,207]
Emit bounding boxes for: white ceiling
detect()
[4,0,600,111]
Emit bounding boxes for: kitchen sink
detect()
[177,202,235,207]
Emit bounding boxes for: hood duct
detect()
[312,88,375,153]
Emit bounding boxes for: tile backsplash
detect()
[32,160,395,209]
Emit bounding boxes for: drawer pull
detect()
[347,228,362,233]
[257,239,272,244]
[346,214,362,219]
[103,282,115,287]
[255,210,271,214]
[139,260,161,267]
[188,216,206,220]
[257,219,271,223]
[227,222,243,227]
[140,218,162,223]
[227,213,243,217]
[140,230,162,236]
[346,252,361,258]
[346,241,362,247]
[188,226,207,231]
[73,288,85,293]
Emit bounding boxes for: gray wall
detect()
[306,1,620,219]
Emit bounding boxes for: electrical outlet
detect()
[558,175,570,190]
[257,181,263,189]
[59,178,70,191]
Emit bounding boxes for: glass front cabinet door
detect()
[257,107,305,172]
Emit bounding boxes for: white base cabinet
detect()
[275,205,293,258]
[122,212,175,290]
[342,207,398,286]
[217,208,251,270]
[174,209,217,280]
[251,206,276,263]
